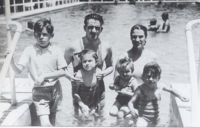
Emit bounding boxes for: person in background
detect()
[148,18,160,32]
[157,12,170,33]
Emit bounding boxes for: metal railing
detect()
[1,0,81,19]
[0,21,22,105]
[185,19,200,127]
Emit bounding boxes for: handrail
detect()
[0,21,22,105]
[185,19,200,127]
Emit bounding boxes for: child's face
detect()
[119,66,133,80]
[142,69,159,88]
[35,28,52,48]
[82,53,96,71]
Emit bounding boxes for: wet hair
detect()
[116,57,134,74]
[79,49,98,64]
[84,13,104,26]
[150,18,157,25]
[130,24,148,38]
[34,18,54,36]
[161,12,169,20]
[142,61,162,80]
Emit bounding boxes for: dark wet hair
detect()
[79,49,98,64]
[116,57,134,73]
[161,12,169,20]
[142,61,162,80]
[150,18,157,25]
[34,18,54,36]
[84,13,104,26]
[130,24,148,38]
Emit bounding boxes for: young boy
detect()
[128,61,189,127]
[72,49,106,123]
[11,18,77,126]
[109,58,138,123]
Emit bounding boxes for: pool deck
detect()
[0,77,191,126]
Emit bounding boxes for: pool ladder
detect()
[185,19,200,127]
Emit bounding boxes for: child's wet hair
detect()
[84,13,104,26]
[161,12,169,20]
[116,57,134,73]
[130,24,148,38]
[34,18,54,36]
[142,61,161,80]
[150,18,157,25]
[79,49,98,63]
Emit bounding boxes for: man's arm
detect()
[102,47,113,76]
[64,47,75,65]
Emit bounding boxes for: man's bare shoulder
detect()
[64,39,81,53]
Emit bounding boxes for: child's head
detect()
[79,49,98,71]
[34,18,54,48]
[161,12,169,21]
[150,18,157,26]
[116,58,134,80]
[142,61,161,86]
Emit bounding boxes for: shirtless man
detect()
[64,13,113,119]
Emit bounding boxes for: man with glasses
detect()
[62,13,113,125]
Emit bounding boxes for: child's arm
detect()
[10,57,25,74]
[163,84,189,102]
[35,68,81,85]
[128,89,140,117]
[109,75,121,91]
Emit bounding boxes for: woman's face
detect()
[131,29,146,50]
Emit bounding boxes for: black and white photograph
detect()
[0,0,200,127]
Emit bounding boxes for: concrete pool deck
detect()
[0,77,191,126]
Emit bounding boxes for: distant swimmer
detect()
[147,18,160,32]
[157,12,170,33]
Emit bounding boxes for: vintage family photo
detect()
[0,0,200,127]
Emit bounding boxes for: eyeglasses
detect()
[87,26,102,31]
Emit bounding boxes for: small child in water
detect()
[109,58,138,122]
[148,18,160,32]
[72,49,105,121]
[128,61,189,127]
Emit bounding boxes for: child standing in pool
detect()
[128,62,189,127]
[157,12,170,33]
[72,49,106,121]
[109,58,138,122]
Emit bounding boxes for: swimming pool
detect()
[14,3,200,126]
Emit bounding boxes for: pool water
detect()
[14,3,200,126]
